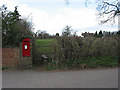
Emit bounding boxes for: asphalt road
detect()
[2,68,118,88]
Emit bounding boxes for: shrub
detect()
[51,35,118,69]
[2,66,8,70]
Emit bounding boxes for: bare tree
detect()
[96,0,120,24]
[62,26,72,36]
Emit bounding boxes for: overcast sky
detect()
[0,0,118,36]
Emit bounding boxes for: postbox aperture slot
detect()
[24,41,29,42]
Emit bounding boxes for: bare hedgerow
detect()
[52,35,118,68]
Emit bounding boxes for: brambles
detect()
[48,35,118,70]
[33,34,118,70]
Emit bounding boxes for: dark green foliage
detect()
[94,30,103,37]
[81,57,118,68]
[56,33,59,37]
[98,30,103,37]
[2,66,8,70]
[1,5,33,47]
[94,31,97,37]
[117,30,120,35]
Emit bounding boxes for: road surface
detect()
[2,68,118,88]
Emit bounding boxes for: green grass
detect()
[35,39,57,55]
[36,39,57,46]
[79,56,118,68]
[45,56,118,70]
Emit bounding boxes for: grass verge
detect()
[45,56,118,71]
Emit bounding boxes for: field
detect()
[35,39,57,54]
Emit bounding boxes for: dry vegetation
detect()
[45,35,118,70]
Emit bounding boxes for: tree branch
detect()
[104,10,116,14]
[103,1,119,12]
[97,1,119,24]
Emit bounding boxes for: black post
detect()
[32,37,35,65]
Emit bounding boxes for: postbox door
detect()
[22,38,30,57]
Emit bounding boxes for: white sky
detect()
[0,0,118,36]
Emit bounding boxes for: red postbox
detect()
[22,38,30,57]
